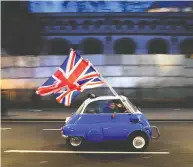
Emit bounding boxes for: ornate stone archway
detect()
[80,38,104,54]
[114,38,136,54]
[48,38,71,55]
[147,38,169,54]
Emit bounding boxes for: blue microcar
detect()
[61,95,160,151]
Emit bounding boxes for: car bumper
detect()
[150,126,160,139]
[62,134,68,138]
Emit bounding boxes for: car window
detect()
[112,99,128,113]
[99,100,129,114]
[75,102,85,114]
[125,97,137,112]
[83,100,116,114]
[83,99,132,114]
[83,101,99,114]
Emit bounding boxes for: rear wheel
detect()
[127,132,149,151]
[66,136,84,150]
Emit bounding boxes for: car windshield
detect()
[75,102,85,114]
[125,97,137,112]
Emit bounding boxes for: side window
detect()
[83,99,131,114]
[113,100,128,113]
[98,100,109,113]
[84,101,99,114]
[101,99,130,114]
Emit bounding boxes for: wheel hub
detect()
[133,136,145,149]
[70,137,82,147]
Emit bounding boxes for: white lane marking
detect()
[1,128,12,130]
[142,156,151,159]
[40,161,48,164]
[4,150,170,154]
[42,129,60,131]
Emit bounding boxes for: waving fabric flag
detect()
[36,50,104,106]
[54,77,104,106]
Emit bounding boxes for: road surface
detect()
[1,121,193,167]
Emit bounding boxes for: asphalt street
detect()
[1,121,193,167]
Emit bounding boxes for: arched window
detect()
[48,39,70,55]
[147,38,169,54]
[114,38,136,54]
[180,38,193,58]
[80,38,104,54]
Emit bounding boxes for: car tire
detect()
[66,136,84,150]
[127,131,149,152]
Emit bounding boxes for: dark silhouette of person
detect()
[117,103,127,113]
[1,89,8,116]
[113,100,127,113]
[31,90,41,111]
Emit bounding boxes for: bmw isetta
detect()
[61,94,160,151]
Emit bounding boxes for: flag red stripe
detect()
[80,73,100,80]
[69,51,76,71]
[68,59,89,83]
[37,84,56,95]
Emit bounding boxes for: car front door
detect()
[102,113,133,141]
[101,100,134,141]
[82,100,106,142]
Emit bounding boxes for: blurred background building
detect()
[1,1,193,108]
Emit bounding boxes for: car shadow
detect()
[57,141,149,160]
[78,142,146,160]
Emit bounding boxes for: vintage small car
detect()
[60,94,160,151]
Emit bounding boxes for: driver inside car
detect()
[113,100,128,113]
[103,101,119,113]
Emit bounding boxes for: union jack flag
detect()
[36,50,104,106]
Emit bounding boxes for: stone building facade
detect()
[38,12,193,56]
[1,12,193,108]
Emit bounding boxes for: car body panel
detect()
[62,95,158,143]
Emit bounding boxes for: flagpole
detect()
[71,48,135,112]
[99,75,119,97]
[100,75,135,113]
[90,63,135,113]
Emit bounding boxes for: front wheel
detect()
[127,132,149,151]
[66,136,84,150]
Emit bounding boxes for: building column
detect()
[135,39,147,54]
[169,44,180,54]
[169,37,180,54]
[103,36,114,54]
[39,38,50,55]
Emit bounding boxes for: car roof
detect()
[85,95,127,103]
